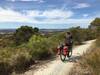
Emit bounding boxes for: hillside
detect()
[22,40,95,75]
[69,38,100,75]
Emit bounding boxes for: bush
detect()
[0,62,13,75]
[69,38,100,75]
[1,26,97,75]
[0,47,31,75]
[0,35,15,48]
[0,48,13,75]
[69,27,95,45]
[69,27,83,44]
[13,51,31,72]
[96,27,100,37]
[0,31,66,74]
[28,32,66,60]
[28,35,52,60]
[91,18,100,26]
[14,26,34,45]
[47,32,65,52]
[80,46,100,75]
[95,37,100,47]
[0,47,14,75]
[33,27,39,34]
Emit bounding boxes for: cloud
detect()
[43,9,73,19]
[0,7,93,26]
[74,3,90,9]
[21,0,45,3]
[36,18,93,24]
[7,0,45,3]
[27,9,74,19]
[0,7,74,23]
[0,7,36,23]
[83,14,89,17]
[7,0,15,1]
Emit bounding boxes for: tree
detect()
[90,18,100,37]
[96,27,100,37]
[33,27,39,34]
[91,18,100,26]
[14,26,34,45]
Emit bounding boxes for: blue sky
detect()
[0,0,100,29]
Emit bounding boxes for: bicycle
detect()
[57,44,72,61]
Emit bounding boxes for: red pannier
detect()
[63,46,68,56]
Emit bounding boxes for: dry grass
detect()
[69,39,100,75]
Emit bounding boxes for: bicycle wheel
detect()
[60,49,66,61]
[67,50,72,58]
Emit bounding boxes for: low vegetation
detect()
[69,38,100,75]
[0,26,66,75]
[14,26,39,45]
[69,26,95,45]
[0,17,99,75]
[69,18,100,75]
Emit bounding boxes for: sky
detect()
[0,0,100,29]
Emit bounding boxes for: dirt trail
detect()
[22,40,95,75]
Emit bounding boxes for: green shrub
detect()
[13,51,31,72]
[28,32,66,60]
[28,35,52,60]
[0,47,31,74]
[14,26,34,45]
[0,48,14,75]
[69,27,95,45]
[48,32,65,51]
[91,18,100,26]
[69,27,83,44]
[1,26,97,75]
[96,27,100,37]
[33,27,39,34]
[0,36,15,48]
[0,31,66,74]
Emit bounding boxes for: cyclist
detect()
[64,31,73,56]
[57,31,73,55]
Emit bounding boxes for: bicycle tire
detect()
[67,50,72,58]
[60,49,66,61]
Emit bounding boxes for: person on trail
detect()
[65,31,73,52]
[57,31,73,55]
